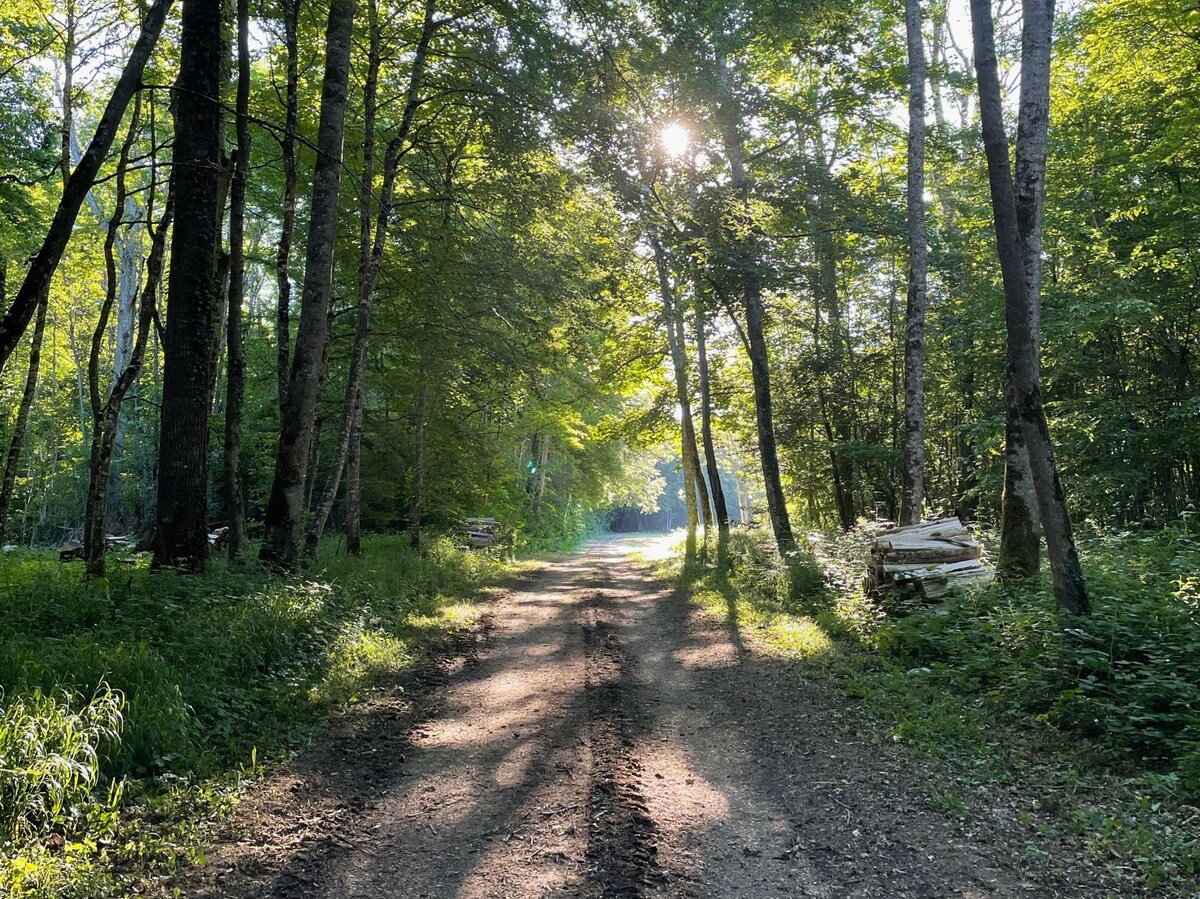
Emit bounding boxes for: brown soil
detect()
[181,535,1108,899]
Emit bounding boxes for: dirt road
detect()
[187,536,1097,899]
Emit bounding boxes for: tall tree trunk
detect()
[0,0,172,374]
[997,417,1041,577]
[0,293,47,546]
[714,53,796,557]
[84,102,140,577]
[154,0,224,571]
[535,434,550,505]
[66,77,145,516]
[308,0,437,550]
[970,0,1089,614]
[408,362,429,549]
[812,225,856,530]
[224,0,252,560]
[651,228,705,562]
[693,276,730,554]
[275,0,300,414]
[260,0,358,567]
[954,333,980,522]
[86,192,172,578]
[345,400,364,554]
[900,0,928,526]
[60,5,75,186]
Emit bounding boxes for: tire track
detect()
[578,597,666,898]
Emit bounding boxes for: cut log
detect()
[877,516,968,541]
[874,534,979,552]
[876,541,981,564]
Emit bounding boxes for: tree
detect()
[224,0,252,560]
[274,0,300,415]
[900,0,928,526]
[969,0,1089,614]
[691,272,730,554]
[307,0,438,551]
[650,226,706,561]
[153,0,226,571]
[260,0,358,567]
[713,51,797,557]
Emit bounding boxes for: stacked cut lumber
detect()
[465,517,499,548]
[865,516,991,601]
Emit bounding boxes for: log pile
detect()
[864,516,991,602]
[464,517,499,548]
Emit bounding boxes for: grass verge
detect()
[672,525,1200,896]
[0,534,511,897]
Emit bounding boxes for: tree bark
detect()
[535,434,550,505]
[0,292,47,547]
[714,52,796,557]
[345,401,364,554]
[224,0,252,560]
[275,0,301,415]
[0,0,172,375]
[260,0,358,567]
[86,192,171,578]
[407,362,429,548]
[153,0,224,571]
[693,275,730,554]
[812,222,856,530]
[970,0,1089,614]
[900,0,928,526]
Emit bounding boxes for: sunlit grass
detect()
[0,533,508,895]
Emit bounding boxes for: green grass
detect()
[673,524,1200,895]
[0,534,510,897]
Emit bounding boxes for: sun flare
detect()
[660,122,690,158]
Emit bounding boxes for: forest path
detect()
[185,535,1077,899]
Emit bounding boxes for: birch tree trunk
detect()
[260,0,358,567]
[970,0,1089,614]
[84,104,140,576]
[900,0,929,526]
[86,193,171,578]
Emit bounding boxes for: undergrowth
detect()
[675,522,1200,895]
[0,534,508,897]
